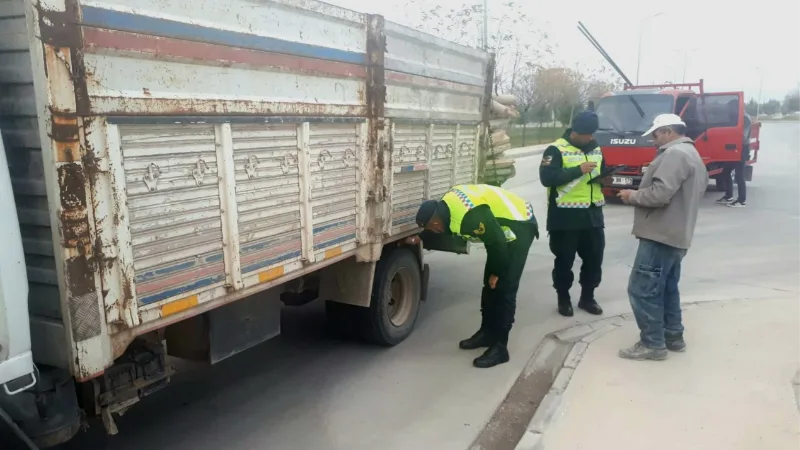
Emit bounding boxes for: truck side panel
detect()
[0,0,70,369]
[15,0,489,376]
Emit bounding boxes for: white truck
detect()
[0,0,495,445]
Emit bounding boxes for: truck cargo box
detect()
[0,0,492,382]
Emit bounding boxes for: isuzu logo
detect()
[609,138,637,145]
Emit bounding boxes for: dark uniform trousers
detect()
[548,228,604,295]
[480,225,535,344]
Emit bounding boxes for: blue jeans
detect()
[627,239,687,349]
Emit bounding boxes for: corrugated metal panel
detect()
[119,124,226,306]
[0,0,62,321]
[429,125,456,200]
[384,72,484,122]
[231,124,303,275]
[391,124,428,232]
[79,0,369,116]
[309,123,358,251]
[0,6,27,52]
[383,21,488,121]
[384,21,487,86]
[455,124,478,186]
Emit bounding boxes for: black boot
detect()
[578,289,603,315]
[473,342,510,368]
[459,329,493,350]
[557,291,573,317]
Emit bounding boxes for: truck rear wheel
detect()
[325,248,422,346]
[364,249,422,345]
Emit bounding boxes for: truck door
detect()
[0,132,35,393]
[748,120,761,164]
[683,92,745,166]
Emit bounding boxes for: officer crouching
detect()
[539,111,606,317]
[415,184,538,368]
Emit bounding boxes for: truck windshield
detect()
[595,94,674,134]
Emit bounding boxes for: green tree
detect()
[402,0,553,94]
[761,99,781,115]
[745,98,759,116]
[783,89,800,113]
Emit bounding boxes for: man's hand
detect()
[579,162,598,174]
[488,274,499,289]
[404,235,421,246]
[618,189,635,203]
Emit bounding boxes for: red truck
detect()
[592,81,761,197]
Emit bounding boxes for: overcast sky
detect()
[328,0,800,103]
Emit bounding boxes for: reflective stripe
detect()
[556,174,587,199]
[485,185,524,220]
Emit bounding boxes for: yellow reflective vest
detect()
[442,184,534,241]
[548,138,605,208]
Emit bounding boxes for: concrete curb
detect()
[469,298,763,450]
[513,316,628,450]
[511,298,771,450]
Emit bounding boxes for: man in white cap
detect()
[617,114,708,361]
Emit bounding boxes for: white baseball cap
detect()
[642,113,686,136]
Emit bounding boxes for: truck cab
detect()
[592,81,761,197]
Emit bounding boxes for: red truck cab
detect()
[593,81,761,197]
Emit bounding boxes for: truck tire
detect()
[363,249,422,346]
[325,248,422,346]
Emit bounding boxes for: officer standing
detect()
[414,184,538,368]
[539,111,606,317]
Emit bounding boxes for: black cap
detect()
[572,110,599,135]
[416,200,439,227]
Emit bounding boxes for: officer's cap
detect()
[416,200,439,227]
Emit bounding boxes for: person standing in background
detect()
[539,111,606,317]
[717,113,751,207]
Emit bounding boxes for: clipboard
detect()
[589,165,623,183]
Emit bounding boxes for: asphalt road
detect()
[55,122,799,450]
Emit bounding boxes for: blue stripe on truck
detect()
[80,6,366,65]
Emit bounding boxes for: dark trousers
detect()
[480,228,534,344]
[721,161,746,202]
[549,228,605,296]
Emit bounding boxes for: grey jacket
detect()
[629,137,708,249]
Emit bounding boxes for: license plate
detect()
[612,176,633,186]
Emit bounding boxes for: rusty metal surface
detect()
[232,123,303,276]
[4,0,494,367]
[119,124,226,307]
[383,21,488,122]
[390,124,427,233]
[430,125,457,199]
[309,123,359,252]
[454,125,478,186]
[79,0,369,117]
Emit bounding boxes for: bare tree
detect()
[402,0,552,95]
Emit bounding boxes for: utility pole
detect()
[483,0,489,50]
[682,52,687,83]
[636,12,664,85]
[756,67,764,118]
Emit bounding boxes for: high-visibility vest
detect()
[442,184,534,241]
[548,138,605,208]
